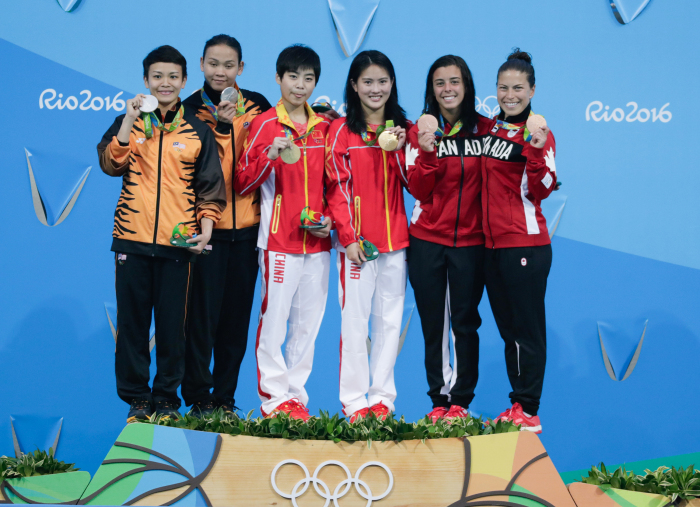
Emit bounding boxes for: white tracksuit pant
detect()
[337,247,407,416]
[255,249,330,415]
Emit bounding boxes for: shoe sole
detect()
[520,425,542,434]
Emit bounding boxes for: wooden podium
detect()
[77,423,575,506]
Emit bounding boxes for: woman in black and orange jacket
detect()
[406,55,490,424]
[484,49,557,434]
[180,35,272,416]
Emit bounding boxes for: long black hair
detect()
[344,50,407,135]
[422,55,477,134]
[497,48,535,87]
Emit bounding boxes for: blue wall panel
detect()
[0,0,698,476]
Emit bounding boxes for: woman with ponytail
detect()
[483,49,557,434]
[325,50,410,423]
[405,55,491,423]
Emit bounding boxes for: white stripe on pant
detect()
[255,249,330,415]
[337,247,407,416]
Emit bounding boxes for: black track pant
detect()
[408,236,485,409]
[115,253,192,407]
[182,238,259,407]
[484,244,552,416]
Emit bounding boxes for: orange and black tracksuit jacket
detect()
[97,102,227,261]
[183,82,272,242]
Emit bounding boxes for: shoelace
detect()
[288,399,309,414]
[197,400,215,410]
[132,400,150,410]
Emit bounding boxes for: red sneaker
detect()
[444,405,470,422]
[494,403,542,434]
[266,399,311,422]
[427,406,449,423]
[369,402,391,420]
[349,407,370,423]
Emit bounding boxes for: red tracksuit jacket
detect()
[406,114,491,247]
[234,100,331,254]
[325,118,410,253]
[482,106,557,249]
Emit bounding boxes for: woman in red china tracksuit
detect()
[325,50,409,423]
[484,49,556,434]
[406,55,492,423]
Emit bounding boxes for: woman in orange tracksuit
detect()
[325,50,410,423]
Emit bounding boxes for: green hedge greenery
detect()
[580,462,700,501]
[0,448,79,479]
[146,409,520,445]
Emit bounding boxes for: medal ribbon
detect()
[282,124,315,143]
[495,111,540,142]
[143,105,185,139]
[361,119,394,146]
[201,88,246,121]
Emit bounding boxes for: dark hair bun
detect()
[507,48,532,64]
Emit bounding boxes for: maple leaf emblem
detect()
[406,143,419,169]
[544,147,556,174]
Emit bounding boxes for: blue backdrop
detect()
[1,0,698,478]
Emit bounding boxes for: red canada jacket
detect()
[234,100,331,254]
[406,114,491,247]
[325,118,410,253]
[482,105,557,249]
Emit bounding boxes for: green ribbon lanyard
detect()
[143,105,185,139]
[361,119,393,146]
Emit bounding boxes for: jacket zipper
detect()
[382,150,393,251]
[230,124,236,240]
[271,195,282,234]
[354,196,361,237]
[152,131,164,254]
[453,153,465,247]
[485,136,495,249]
[302,142,308,254]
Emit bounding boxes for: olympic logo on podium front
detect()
[271,459,394,506]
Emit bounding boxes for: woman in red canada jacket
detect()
[484,49,556,434]
[406,55,491,424]
[325,50,409,423]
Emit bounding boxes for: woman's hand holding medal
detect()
[417,114,437,152]
[216,101,236,124]
[526,114,549,149]
[268,137,295,161]
[125,94,147,121]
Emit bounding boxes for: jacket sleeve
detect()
[522,130,557,201]
[194,126,227,224]
[324,122,357,248]
[234,115,281,196]
[97,115,131,177]
[405,124,439,201]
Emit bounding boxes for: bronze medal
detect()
[526,114,547,133]
[417,114,439,133]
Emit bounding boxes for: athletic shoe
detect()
[349,407,370,423]
[427,406,449,423]
[444,405,470,422]
[218,401,239,417]
[493,402,542,434]
[369,402,391,420]
[154,400,182,421]
[126,398,152,424]
[188,399,216,418]
[267,399,311,422]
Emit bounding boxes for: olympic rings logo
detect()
[271,459,394,507]
[476,95,501,118]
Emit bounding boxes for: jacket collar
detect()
[154,98,182,124]
[275,99,324,135]
[498,103,531,124]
